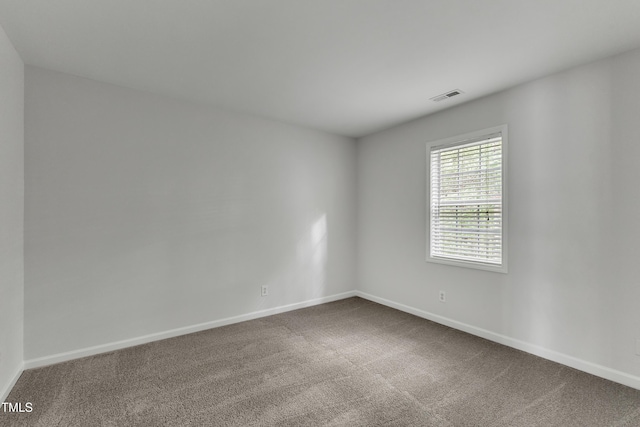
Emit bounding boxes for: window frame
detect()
[426,125,508,273]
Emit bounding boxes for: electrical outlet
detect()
[636,339,640,356]
[261,285,269,297]
[439,290,446,303]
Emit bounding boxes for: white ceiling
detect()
[2,1,640,137]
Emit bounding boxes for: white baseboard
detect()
[1,363,24,402]
[21,289,640,391]
[24,291,357,370]
[355,291,640,391]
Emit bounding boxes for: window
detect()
[427,125,507,273]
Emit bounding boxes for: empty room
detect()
[2,1,640,425]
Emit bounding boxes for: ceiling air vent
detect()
[430,89,464,102]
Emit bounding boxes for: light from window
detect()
[427,125,507,273]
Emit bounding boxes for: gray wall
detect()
[357,48,640,378]
[24,67,357,360]
[0,23,24,398]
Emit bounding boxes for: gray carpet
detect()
[4,297,640,426]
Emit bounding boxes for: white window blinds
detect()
[429,133,503,267]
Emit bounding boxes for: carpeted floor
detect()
[4,297,640,426]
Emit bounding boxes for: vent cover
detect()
[430,89,464,102]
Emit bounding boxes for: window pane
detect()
[430,134,503,267]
